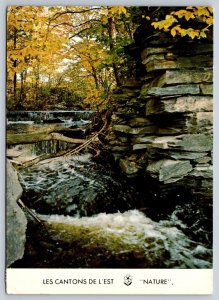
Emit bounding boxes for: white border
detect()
[1,0,218,299]
[6,269,213,295]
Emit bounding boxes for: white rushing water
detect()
[40,209,212,269]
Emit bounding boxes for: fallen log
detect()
[8,111,111,168]
[7,131,86,145]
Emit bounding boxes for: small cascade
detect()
[32,140,71,156]
[7,110,94,124]
[8,116,213,269]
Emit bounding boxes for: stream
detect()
[8,111,213,269]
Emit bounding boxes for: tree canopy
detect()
[7,6,213,111]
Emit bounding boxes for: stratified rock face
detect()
[6,160,27,267]
[108,30,213,200]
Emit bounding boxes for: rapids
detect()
[7,112,213,269]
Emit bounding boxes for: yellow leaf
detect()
[185,11,195,21]
[110,6,127,16]
[102,16,108,25]
[200,31,207,38]
[206,16,213,25]
[208,7,213,14]
[165,14,172,20]
[181,29,187,37]
[171,27,177,37]
[151,22,159,29]
[187,29,199,39]
[146,16,150,20]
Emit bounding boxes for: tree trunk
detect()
[7,124,87,145]
[13,28,17,103]
[91,65,99,89]
[107,15,121,87]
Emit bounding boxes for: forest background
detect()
[7,6,213,111]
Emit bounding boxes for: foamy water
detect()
[39,210,212,269]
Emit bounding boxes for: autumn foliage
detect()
[7,6,213,111]
[151,6,213,39]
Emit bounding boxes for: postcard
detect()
[6,5,213,294]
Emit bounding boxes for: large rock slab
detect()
[146,159,192,183]
[145,56,213,72]
[147,85,200,97]
[148,148,208,160]
[146,96,213,115]
[141,44,213,61]
[113,124,156,135]
[151,134,212,152]
[6,160,27,267]
[189,165,213,179]
[157,70,213,85]
[131,136,157,144]
[129,117,152,127]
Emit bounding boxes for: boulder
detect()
[6,160,27,267]
[146,159,192,183]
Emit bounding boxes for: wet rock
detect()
[146,159,192,183]
[119,159,139,175]
[20,156,138,217]
[6,160,27,267]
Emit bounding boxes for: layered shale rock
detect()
[107,28,213,201]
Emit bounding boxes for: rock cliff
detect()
[107,32,213,201]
